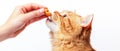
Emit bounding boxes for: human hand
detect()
[0,3,50,40]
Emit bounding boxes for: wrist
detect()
[0,24,12,41]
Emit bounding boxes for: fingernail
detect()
[39,8,45,15]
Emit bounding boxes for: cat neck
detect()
[52,28,95,51]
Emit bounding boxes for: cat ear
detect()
[81,14,94,29]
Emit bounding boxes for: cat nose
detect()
[54,11,61,16]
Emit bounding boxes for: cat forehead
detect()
[60,11,74,15]
[60,11,81,17]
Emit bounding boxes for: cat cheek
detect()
[46,22,58,32]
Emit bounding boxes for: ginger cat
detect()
[46,10,95,51]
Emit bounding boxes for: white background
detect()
[0,0,119,51]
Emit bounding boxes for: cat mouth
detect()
[46,11,59,23]
[46,11,63,32]
[46,14,58,32]
[47,17,53,22]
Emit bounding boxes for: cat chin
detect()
[46,18,58,32]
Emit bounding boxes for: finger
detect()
[26,16,47,25]
[21,3,45,13]
[21,8,47,22]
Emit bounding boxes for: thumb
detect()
[21,8,45,22]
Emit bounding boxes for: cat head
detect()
[46,10,93,38]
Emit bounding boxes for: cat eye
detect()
[62,14,67,17]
